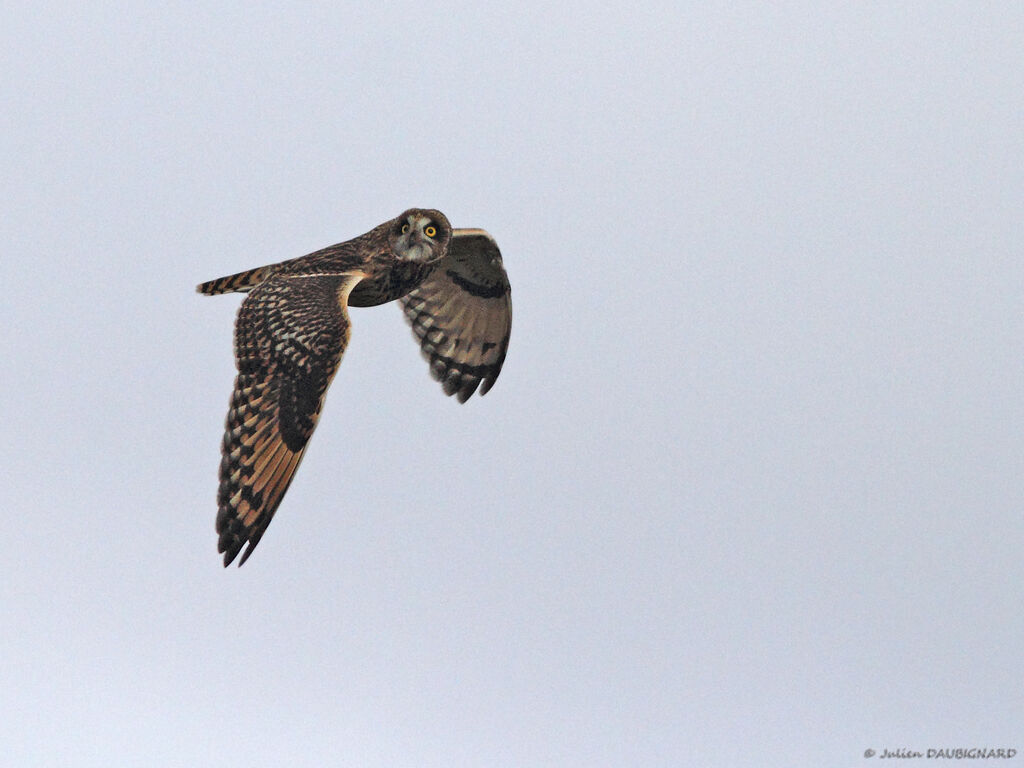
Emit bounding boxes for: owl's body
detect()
[196,213,446,302]
[198,208,512,566]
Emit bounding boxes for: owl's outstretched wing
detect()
[216,271,365,566]
[399,228,512,403]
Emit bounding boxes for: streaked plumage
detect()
[197,208,512,565]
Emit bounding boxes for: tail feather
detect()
[196,265,276,295]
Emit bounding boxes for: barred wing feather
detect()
[216,272,364,565]
[399,229,511,403]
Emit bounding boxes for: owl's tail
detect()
[196,264,277,295]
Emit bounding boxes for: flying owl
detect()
[197,208,512,566]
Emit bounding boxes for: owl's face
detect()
[389,208,452,263]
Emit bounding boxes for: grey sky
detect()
[2,1,1022,765]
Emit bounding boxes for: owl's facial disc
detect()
[395,213,442,262]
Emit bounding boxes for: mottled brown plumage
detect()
[198,209,512,566]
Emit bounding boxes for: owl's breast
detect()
[347,261,435,307]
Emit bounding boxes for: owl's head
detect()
[389,208,452,263]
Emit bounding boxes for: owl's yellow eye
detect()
[401,224,410,234]
[425,225,437,238]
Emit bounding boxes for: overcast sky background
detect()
[2,2,1022,765]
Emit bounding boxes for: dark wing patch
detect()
[216,272,364,566]
[399,229,511,403]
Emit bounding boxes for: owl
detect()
[197,208,512,566]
